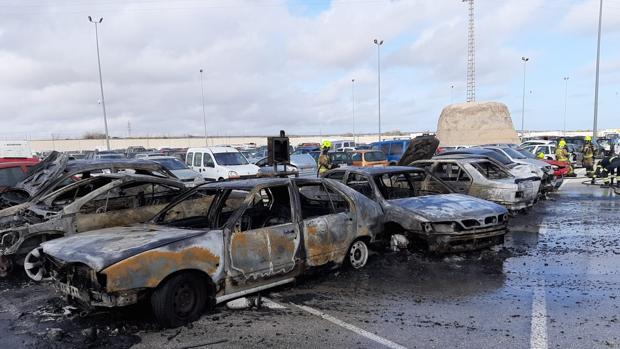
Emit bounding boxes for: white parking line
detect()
[291,302,408,349]
[262,298,287,310]
[530,279,548,349]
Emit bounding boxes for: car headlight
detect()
[551,165,559,170]
[228,171,239,179]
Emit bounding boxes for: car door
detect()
[227,185,300,283]
[202,152,217,181]
[192,152,203,174]
[432,162,472,193]
[297,181,355,267]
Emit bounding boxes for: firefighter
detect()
[582,136,595,176]
[555,139,574,176]
[318,140,333,175]
[536,152,545,160]
[593,156,620,187]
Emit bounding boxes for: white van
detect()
[0,141,33,159]
[329,140,355,151]
[186,147,259,181]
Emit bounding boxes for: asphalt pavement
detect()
[0,176,618,349]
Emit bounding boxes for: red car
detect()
[544,159,570,177]
[0,157,38,164]
[0,161,39,192]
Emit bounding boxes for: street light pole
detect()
[88,16,110,151]
[563,76,570,136]
[374,39,383,142]
[521,56,530,133]
[450,84,455,103]
[199,69,208,146]
[351,78,356,145]
[592,0,603,142]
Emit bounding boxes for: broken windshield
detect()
[373,171,451,200]
[156,187,218,228]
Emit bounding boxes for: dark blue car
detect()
[370,139,411,165]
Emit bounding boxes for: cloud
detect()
[0,0,617,141]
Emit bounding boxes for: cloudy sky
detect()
[0,0,619,140]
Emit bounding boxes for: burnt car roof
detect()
[203,178,291,190]
[330,166,424,175]
[435,149,512,165]
[422,156,492,163]
[77,173,185,185]
[64,159,168,173]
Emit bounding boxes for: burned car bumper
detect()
[56,281,141,307]
[411,213,508,253]
[422,224,507,253]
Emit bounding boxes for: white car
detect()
[186,147,259,181]
[521,144,557,160]
[519,140,555,148]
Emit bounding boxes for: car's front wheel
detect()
[346,239,369,269]
[151,272,209,327]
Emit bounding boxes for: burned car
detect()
[323,166,508,252]
[0,174,186,278]
[413,157,538,212]
[39,177,382,327]
[0,151,175,209]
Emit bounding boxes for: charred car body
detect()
[0,152,175,209]
[435,149,542,196]
[39,177,383,327]
[323,166,508,252]
[0,174,186,277]
[413,157,539,212]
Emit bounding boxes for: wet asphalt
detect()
[0,176,619,349]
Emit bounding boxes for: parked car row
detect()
[0,135,572,329]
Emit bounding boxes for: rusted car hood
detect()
[390,194,506,222]
[41,224,207,271]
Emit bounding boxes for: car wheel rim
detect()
[349,241,368,269]
[24,247,48,282]
[173,282,197,318]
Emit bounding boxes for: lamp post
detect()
[520,56,530,133]
[563,76,569,136]
[450,84,455,103]
[592,0,603,141]
[88,16,110,151]
[199,69,208,146]
[351,78,356,144]
[374,39,383,142]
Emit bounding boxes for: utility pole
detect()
[199,69,208,147]
[592,0,603,141]
[521,56,530,132]
[127,121,131,138]
[88,16,110,151]
[352,78,356,144]
[374,39,383,142]
[563,77,569,136]
[463,0,475,102]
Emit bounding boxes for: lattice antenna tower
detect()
[463,0,475,102]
